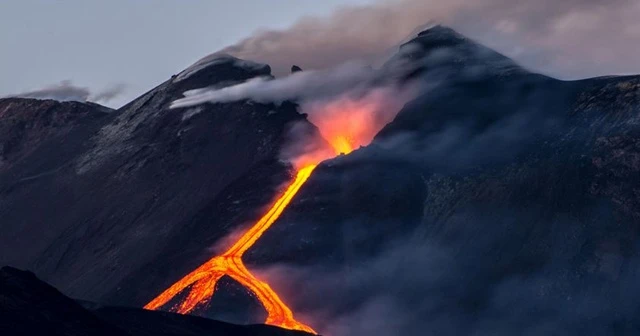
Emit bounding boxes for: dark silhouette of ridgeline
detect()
[0,266,312,336]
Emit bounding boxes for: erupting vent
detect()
[145,92,389,334]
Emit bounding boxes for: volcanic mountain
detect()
[1,25,640,335]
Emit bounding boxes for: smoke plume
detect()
[171,56,418,169]
[12,80,126,104]
[171,61,404,108]
[220,0,639,78]
[90,83,127,103]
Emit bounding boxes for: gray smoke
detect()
[171,61,376,108]
[220,0,639,78]
[170,41,422,110]
[13,80,91,102]
[12,80,126,104]
[90,83,127,103]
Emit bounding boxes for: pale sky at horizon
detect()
[0,0,376,108]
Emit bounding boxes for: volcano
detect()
[2,25,640,335]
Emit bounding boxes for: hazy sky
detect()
[1,0,638,108]
[0,1,375,107]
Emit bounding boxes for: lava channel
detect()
[145,165,317,333]
[144,92,384,333]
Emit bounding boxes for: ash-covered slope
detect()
[0,266,311,336]
[0,55,317,309]
[0,98,111,171]
[0,98,112,267]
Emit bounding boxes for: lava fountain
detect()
[145,90,401,333]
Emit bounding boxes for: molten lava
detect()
[145,165,317,333]
[145,91,397,333]
[305,89,399,157]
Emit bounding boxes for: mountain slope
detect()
[0,56,317,311]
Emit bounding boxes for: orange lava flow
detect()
[143,92,389,334]
[144,165,317,333]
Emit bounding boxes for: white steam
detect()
[171,62,384,109]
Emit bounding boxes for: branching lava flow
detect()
[145,94,387,334]
[145,165,318,333]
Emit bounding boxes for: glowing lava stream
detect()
[144,91,386,333]
[145,165,318,333]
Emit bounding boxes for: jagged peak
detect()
[416,24,464,38]
[390,25,526,78]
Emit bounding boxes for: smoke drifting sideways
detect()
[218,0,640,79]
[9,80,126,104]
[171,56,420,169]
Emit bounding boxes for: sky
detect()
[0,0,375,107]
[1,0,638,108]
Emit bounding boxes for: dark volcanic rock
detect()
[0,266,312,336]
[94,306,312,336]
[0,98,111,171]
[291,65,303,74]
[0,54,316,317]
[0,266,127,336]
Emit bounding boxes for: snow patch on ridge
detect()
[181,106,204,121]
[174,54,269,82]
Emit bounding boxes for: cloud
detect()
[13,80,91,102]
[11,80,126,104]
[219,0,640,78]
[89,83,127,103]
